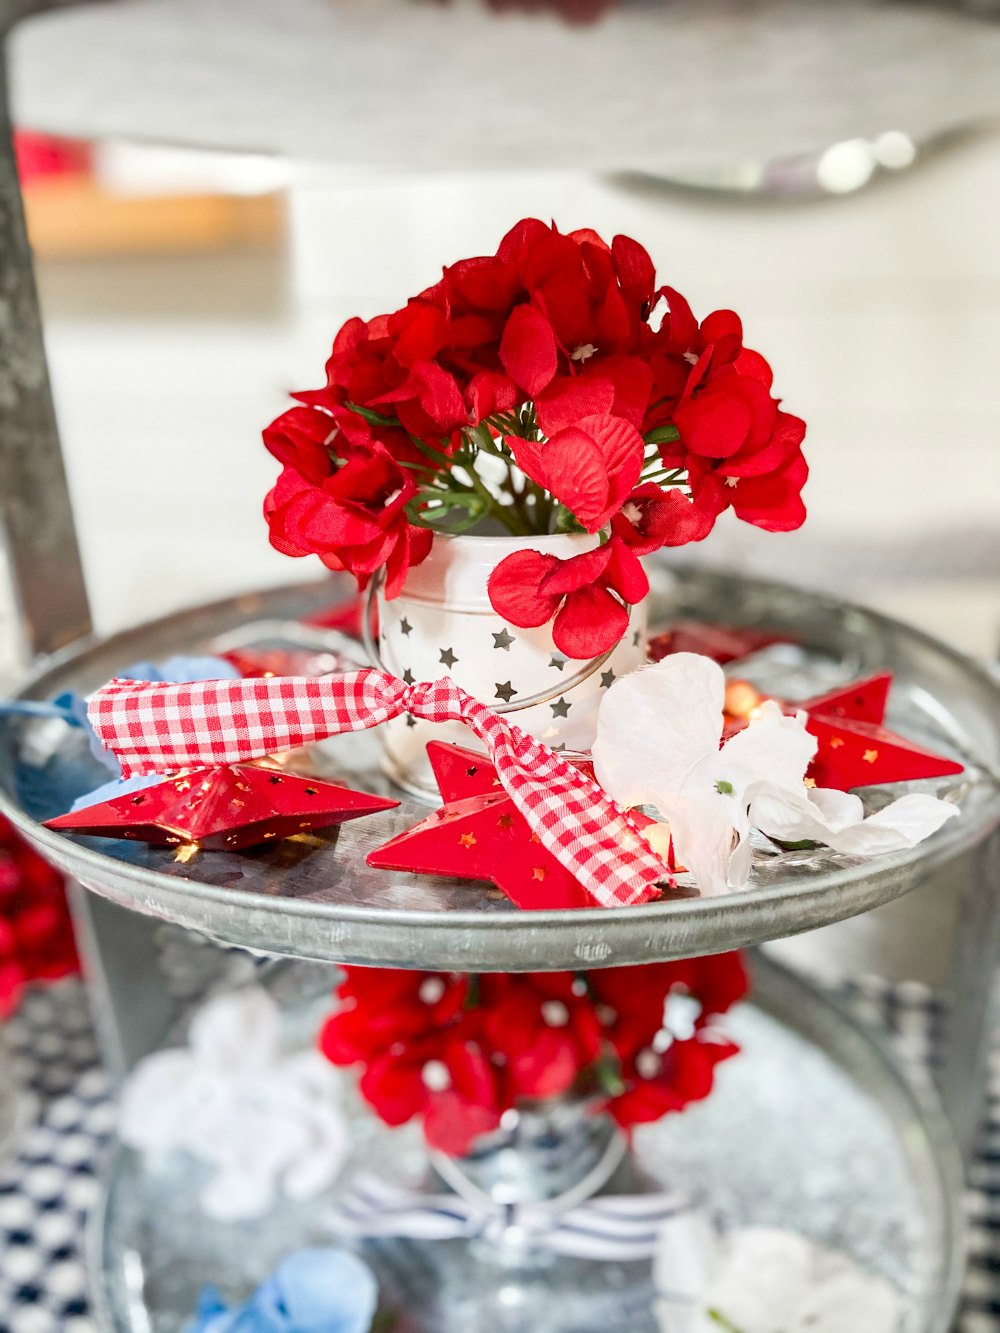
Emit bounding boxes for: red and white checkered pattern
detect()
[88,670,666,908]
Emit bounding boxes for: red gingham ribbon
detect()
[88,670,667,909]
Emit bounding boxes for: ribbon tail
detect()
[430,687,667,909]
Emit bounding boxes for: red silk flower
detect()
[507,412,645,534]
[319,955,747,1155]
[487,536,648,658]
[1,815,79,1019]
[651,302,808,534]
[261,218,806,614]
[263,411,432,599]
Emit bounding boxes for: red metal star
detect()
[367,742,654,910]
[45,764,398,851]
[725,673,964,791]
[648,620,789,666]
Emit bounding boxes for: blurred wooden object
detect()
[22,175,282,257]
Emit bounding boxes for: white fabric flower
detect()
[592,654,957,896]
[654,1218,901,1333]
[118,987,348,1221]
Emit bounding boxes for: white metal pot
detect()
[375,532,648,799]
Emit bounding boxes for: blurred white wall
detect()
[17,133,1000,659]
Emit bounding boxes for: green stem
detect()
[707,1310,746,1333]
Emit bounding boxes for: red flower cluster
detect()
[319,953,747,1156]
[263,219,806,656]
[0,816,79,1019]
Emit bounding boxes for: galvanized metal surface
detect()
[89,955,967,1333]
[0,51,91,660]
[1,566,997,972]
[10,0,1000,197]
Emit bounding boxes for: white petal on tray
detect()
[593,654,726,809]
[715,701,817,793]
[748,783,958,856]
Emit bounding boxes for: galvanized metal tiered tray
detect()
[1,564,997,971]
[1,562,992,1332]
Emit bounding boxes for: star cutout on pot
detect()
[402,668,415,685]
[494,681,517,703]
[492,628,515,651]
[550,697,571,718]
[439,647,459,669]
[600,669,616,689]
[549,655,566,672]
[724,672,964,791]
[399,617,413,637]
[366,742,655,911]
[45,764,399,852]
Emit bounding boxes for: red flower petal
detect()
[535,376,615,437]
[537,428,610,531]
[674,387,752,459]
[553,585,629,658]
[359,1054,425,1126]
[487,549,563,627]
[537,542,612,596]
[423,1091,502,1157]
[466,370,519,422]
[612,233,656,307]
[700,309,743,353]
[583,412,645,514]
[500,304,559,397]
[604,537,649,603]
[262,407,335,486]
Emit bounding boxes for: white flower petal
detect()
[188,986,282,1073]
[749,783,957,856]
[716,703,816,793]
[658,793,742,897]
[709,1228,814,1333]
[120,987,350,1221]
[117,1051,198,1152]
[653,1211,721,1333]
[594,654,725,808]
[795,1256,901,1333]
[804,787,866,829]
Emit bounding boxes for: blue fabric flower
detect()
[187,1249,378,1333]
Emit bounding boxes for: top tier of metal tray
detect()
[2,564,998,971]
[11,0,1000,192]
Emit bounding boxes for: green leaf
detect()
[707,1310,745,1333]
[643,424,681,446]
[344,401,399,430]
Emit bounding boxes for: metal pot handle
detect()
[361,568,626,715]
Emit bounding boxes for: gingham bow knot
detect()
[87,668,667,908]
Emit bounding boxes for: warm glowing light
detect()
[725,680,762,718]
[459,832,477,848]
[174,842,199,864]
[863,748,879,763]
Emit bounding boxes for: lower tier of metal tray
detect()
[90,959,964,1333]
